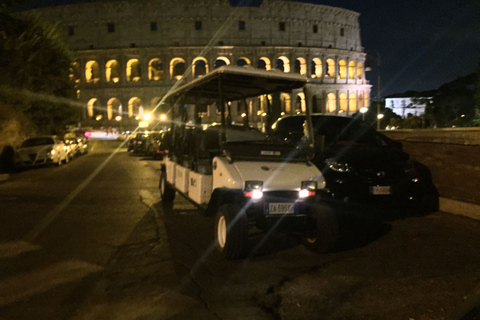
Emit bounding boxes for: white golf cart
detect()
[159,66,338,259]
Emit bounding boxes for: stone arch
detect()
[339,93,347,113]
[348,61,355,79]
[295,92,306,113]
[214,56,230,68]
[280,93,291,114]
[87,98,100,118]
[148,58,163,81]
[311,58,322,78]
[257,57,271,70]
[357,62,363,79]
[128,97,143,118]
[236,57,251,67]
[326,58,335,78]
[294,57,307,75]
[170,57,186,80]
[193,57,209,78]
[338,60,347,79]
[276,56,290,73]
[326,93,336,113]
[105,60,120,83]
[126,59,141,82]
[107,98,121,120]
[349,93,357,112]
[85,60,100,83]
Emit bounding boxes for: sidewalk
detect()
[440,198,480,221]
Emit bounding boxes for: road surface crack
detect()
[253,276,291,320]
[177,260,223,320]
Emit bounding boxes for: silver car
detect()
[14,136,69,167]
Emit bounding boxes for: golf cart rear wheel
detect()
[159,170,175,202]
[303,203,338,254]
[214,203,248,260]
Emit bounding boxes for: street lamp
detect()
[365,51,381,130]
[360,107,368,121]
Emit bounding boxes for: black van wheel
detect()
[303,203,338,254]
[214,203,248,259]
[159,170,175,202]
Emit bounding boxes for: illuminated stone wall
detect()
[24,0,371,126]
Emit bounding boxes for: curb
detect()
[440,197,480,221]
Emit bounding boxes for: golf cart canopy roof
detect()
[164,66,308,105]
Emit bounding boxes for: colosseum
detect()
[22,0,371,128]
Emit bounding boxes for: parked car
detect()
[14,136,69,167]
[144,131,169,159]
[64,132,88,156]
[126,132,148,153]
[270,114,439,213]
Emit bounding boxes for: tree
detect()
[0,12,78,135]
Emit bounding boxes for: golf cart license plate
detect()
[266,202,296,215]
[370,186,391,195]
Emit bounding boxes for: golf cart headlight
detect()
[244,181,263,199]
[326,158,350,172]
[299,181,317,198]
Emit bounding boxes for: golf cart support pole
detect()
[303,86,315,151]
[219,75,227,147]
[243,99,250,127]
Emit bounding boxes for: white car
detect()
[14,136,69,167]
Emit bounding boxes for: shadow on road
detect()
[159,198,394,262]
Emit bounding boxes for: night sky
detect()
[302,0,480,97]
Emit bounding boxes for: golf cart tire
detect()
[303,203,339,254]
[214,203,248,260]
[159,170,175,202]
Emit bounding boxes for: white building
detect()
[18,0,371,126]
[385,96,432,118]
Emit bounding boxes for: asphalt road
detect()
[1,141,480,320]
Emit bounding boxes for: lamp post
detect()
[360,107,368,121]
[366,51,382,130]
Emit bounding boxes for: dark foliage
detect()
[0,12,78,134]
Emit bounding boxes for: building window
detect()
[279,22,285,31]
[150,22,157,31]
[239,20,245,30]
[313,24,318,33]
[340,28,344,36]
[67,26,74,36]
[195,21,202,30]
[107,22,115,33]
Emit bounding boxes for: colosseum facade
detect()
[23,0,371,128]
